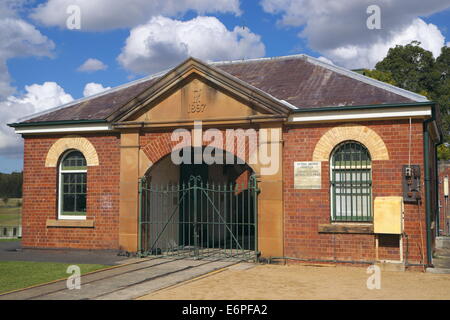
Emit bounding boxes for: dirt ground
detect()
[139,263,450,300]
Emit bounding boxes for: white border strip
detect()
[288,106,432,123]
[15,123,112,134]
[15,107,432,134]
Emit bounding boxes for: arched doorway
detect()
[139,147,258,261]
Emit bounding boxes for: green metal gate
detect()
[138,175,259,261]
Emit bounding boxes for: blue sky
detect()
[8,1,311,98]
[1,0,450,173]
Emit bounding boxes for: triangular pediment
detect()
[110,58,291,124]
[130,76,272,123]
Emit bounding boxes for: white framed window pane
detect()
[59,150,87,219]
[331,141,372,222]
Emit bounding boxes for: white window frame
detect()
[329,141,373,223]
[58,150,87,220]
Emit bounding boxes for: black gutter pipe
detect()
[424,124,432,265]
[290,101,434,113]
[423,102,442,265]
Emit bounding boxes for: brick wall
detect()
[21,133,121,249]
[21,119,433,262]
[283,119,428,265]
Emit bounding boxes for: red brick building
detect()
[9,55,442,270]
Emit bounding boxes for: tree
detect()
[0,172,23,198]
[360,69,397,86]
[433,46,450,150]
[375,41,437,95]
[363,41,450,159]
[438,144,450,160]
[435,46,450,80]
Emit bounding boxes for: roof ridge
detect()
[210,53,307,66]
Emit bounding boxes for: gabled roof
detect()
[14,54,429,125]
[108,57,294,122]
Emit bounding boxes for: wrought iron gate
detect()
[138,175,259,261]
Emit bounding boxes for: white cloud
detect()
[0,2,54,98]
[118,16,265,74]
[317,56,334,65]
[0,82,73,156]
[12,82,73,113]
[83,82,111,97]
[0,2,57,157]
[0,18,54,98]
[31,0,241,31]
[77,58,108,72]
[261,0,450,68]
[325,18,446,69]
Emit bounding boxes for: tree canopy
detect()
[362,41,450,159]
[0,172,23,199]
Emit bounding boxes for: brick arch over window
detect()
[312,125,389,161]
[141,132,259,174]
[45,136,99,167]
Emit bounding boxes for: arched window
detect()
[58,150,87,220]
[331,141,372,222]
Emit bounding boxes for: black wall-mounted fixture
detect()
[402,165,421,203]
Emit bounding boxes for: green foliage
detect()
[433,46,450,144]
[435,46,450,80]
[0,172,22,198]
[363,41,450,155]
[375,41,437,94]
[438,144,450,161]
[360,69,397,86]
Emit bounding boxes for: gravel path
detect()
[140,263,450,300]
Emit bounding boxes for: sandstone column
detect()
[119,130,140,251]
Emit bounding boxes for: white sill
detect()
[58,215,87,220]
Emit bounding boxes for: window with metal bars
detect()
[58,150,87,220]
[331,141,372,222]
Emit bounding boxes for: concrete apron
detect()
[0,258,237,300]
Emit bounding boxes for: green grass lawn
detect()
[0,199,21,206]
[0,261,109,294]
[0,198,21,226]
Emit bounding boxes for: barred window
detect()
[331,141,372,222]
[58,150,87,220]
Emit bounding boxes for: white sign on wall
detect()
[294,161,321,189]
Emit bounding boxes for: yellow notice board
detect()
[374,196,403,234]
[294,161,321,189]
